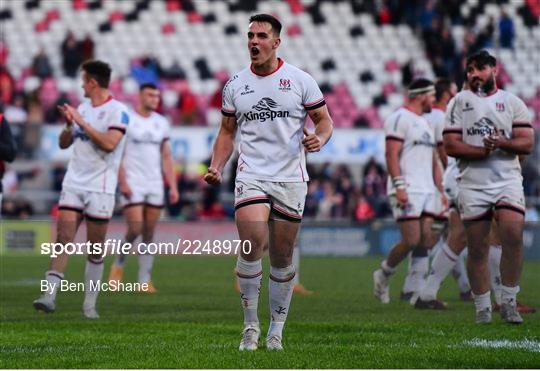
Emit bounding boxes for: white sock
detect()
[292,246,300,286]
[501,285,519,306]
[489,245,502,305]
[381,260,396,276]
[236,257,262,327]
[402,251,429,294]
[420,242,458,301]
[83,257,104,310]
[268,265,295,339]
[451,250,470,293]
[138,254,155,284]
[473,290,492,312]
[43,270,63,301]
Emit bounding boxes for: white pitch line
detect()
[464,338,540,353]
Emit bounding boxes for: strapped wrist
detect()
[392,176,406,190]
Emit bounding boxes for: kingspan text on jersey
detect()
[243,110,290,123]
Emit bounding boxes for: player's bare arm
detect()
[443,132,491,159]
[204,115,238,185]
[483,127,534,155]
[63,104,124,153]
[161,140,179,203]
[58,105,74,149]
[385,139,407,207]
[303,105,333,152]
[437,142,448,168]
[118,161,131,199]
[432,149,448,209]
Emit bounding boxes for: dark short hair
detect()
[139,82,158,92]
[249,14,282,36]
[466,50,497,69]
[81,60,111,88]
[434,78,453,101]
[407,78,434,97]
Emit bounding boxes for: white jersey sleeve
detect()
[383,110,408,140]
[301,73,325,110]
[443,96,463,136]
[221,75,237,117]
[510,94,532,127]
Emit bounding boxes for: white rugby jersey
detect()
[424,107,445,145]
[123,110,170,190]
[443,89,532,190]
[384,107,437,195]
[63,96,129,194]
[222,59,325,182]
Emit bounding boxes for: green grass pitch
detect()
[1,255,539,368]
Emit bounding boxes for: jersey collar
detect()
[92,95,113,108]
[250,58,284,77]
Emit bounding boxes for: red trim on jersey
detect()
[250,58,284,77]
[494,202,525,215]
[385,135,405,142]
[234,195,271,207]
[272,204,301,220]
[108,126,126,134]
[304,97,325,108]
[472,88,498,98]
[443,128,462,135]
[462,210,493,222]
[512,122,532,129]
[92,95,113,108]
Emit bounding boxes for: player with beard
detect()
[443,50,534,324]
[203,14,333,350]
[373,78,446,304]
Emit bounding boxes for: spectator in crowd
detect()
[177,85,198,125]
[362,157,389,217]
[0,112,17,214]
[31,49,53,79]
[355,191,376,221]
[4,93,28,125]
[61,31,82,77]
[0,65,15,106]
[79,34,95,62]
[130,55,161,86]
[499,11,515,49]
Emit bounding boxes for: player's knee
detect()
[127,224,143,239]
[468,246,488,261]
[403,237,421,250]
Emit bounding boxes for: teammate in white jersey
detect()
[33,60,128,318]
[203,14,333,351]
[373,78,446,304]
[443,50,535,324]
[108,83,179,292]
[413,78,473,309]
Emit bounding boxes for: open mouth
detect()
[250,47,260,57]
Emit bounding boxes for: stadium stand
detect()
[0,0,539,220]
